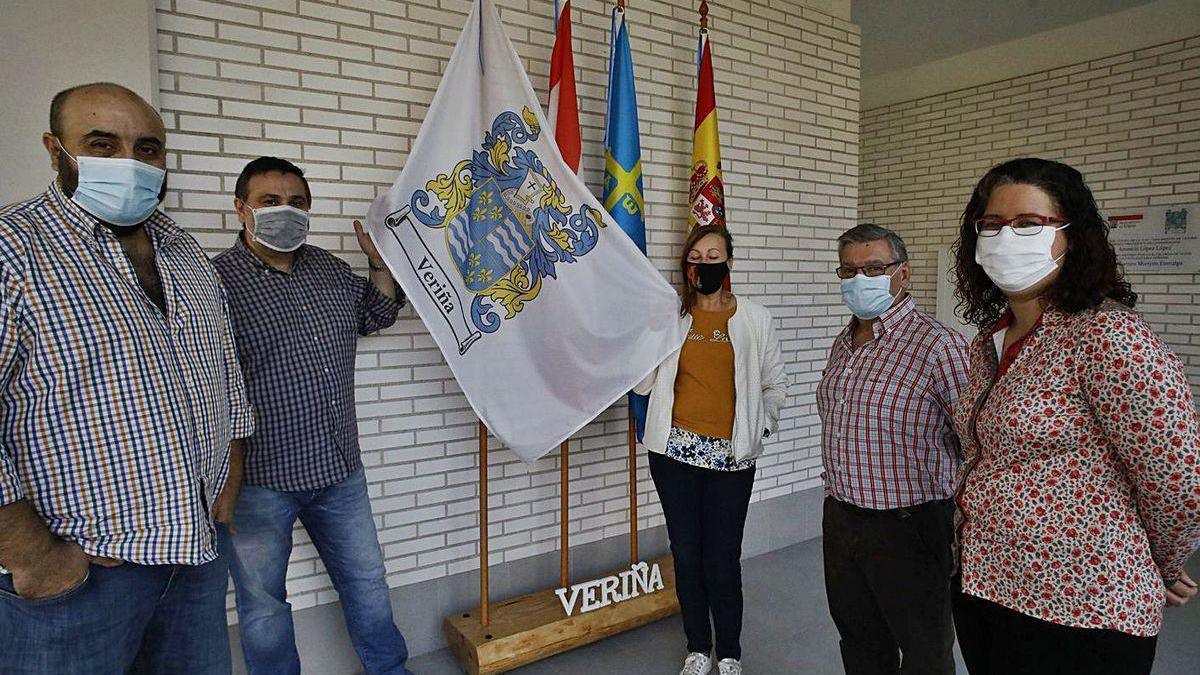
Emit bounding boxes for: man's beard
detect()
[57,158,169,230]
[57,157,79,198]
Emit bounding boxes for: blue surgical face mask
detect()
[840,266,903,320]
[58,140,166,227]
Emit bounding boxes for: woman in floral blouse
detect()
[950,157,1200,674]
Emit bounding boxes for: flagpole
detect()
[479,420,490,627]
[560,440,570,587]
[628,405,638,563]
[613,0,638,566]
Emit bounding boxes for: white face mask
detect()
[249,205,309,253]
[974,223,1069,293]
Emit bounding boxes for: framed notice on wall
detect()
[1107,204,1200,274]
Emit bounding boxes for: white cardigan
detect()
[634,296,789,462]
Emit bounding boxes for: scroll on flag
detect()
[366,0,683,461]
[602,2,649,440]
[548,0,581,173]
[688,17,726,229]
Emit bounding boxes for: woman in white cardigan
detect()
[635,225,788,675]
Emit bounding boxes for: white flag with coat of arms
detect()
[366,0,683,461]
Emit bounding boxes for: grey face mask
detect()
[250,205,309,252]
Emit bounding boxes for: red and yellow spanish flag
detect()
[688,21,725,229]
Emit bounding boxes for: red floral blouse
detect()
[954,303,1200,636]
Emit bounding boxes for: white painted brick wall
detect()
[153,0,859,619]
[862,36,1200,396]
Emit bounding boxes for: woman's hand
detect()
[1166,570,1197,607]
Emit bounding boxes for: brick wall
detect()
[862,36,1200,394]
[152,0,859,617]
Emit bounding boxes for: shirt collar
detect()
[877,294,916,334]
[992,309,1015,334]
[991,303,1062,335]
[844,294,916,341]
[47,180,182,250]
[1041,305,1068,327]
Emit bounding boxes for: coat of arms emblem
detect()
[382,107,606,353]
[689,160,725,228]
[1164,208,1187,234]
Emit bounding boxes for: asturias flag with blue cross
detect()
[602,2,650,440]
[603,4,645,252]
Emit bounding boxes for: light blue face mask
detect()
[58,140,166,227]
[840,266,902,320]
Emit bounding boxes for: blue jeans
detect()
[0,529,232,675]
[222,469,411,675]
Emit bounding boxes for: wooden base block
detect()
[444,556,680,674]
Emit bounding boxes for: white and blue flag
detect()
[367,0,682,461]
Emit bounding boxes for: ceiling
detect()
[853,0,1160,77]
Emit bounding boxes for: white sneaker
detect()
[717,658,743,675]
[680,652,712,675]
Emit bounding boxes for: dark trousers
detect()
[953,578,1157,674]
[0,527,232,675]
[822,496,956,675]
[649,451,756,660]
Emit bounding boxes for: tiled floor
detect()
[407,537,1200,674]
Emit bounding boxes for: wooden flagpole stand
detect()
[444,406,678,674]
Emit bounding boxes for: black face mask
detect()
[692,261,729,295]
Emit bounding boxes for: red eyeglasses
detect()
[972,214,1069,237]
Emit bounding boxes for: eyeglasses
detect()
[835,260,904,280]
[972,214,1069,237]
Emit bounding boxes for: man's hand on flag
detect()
[354,219,385,267]
[355,219,398,300]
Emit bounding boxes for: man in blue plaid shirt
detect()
[0,83,254,674]
[212,157,411,675]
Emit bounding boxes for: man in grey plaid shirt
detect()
[212,156,412,675]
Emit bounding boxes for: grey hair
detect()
[837,223,909,262]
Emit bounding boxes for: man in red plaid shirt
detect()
[818,223,969,675]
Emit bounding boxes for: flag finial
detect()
[617,0,626,10]
[699,1,709,30]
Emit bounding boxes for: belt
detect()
[830,496,953,520]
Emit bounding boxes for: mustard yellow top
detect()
[671,306,736,440]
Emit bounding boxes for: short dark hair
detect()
[234,156,310,202]
[837,223,909,262]
[50,82,144,138]
[953,157,1137,329]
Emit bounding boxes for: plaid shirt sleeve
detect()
[216,278,255,439]
[929,331,971,420]
[350,264,403,336]
[0,265,24,506]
